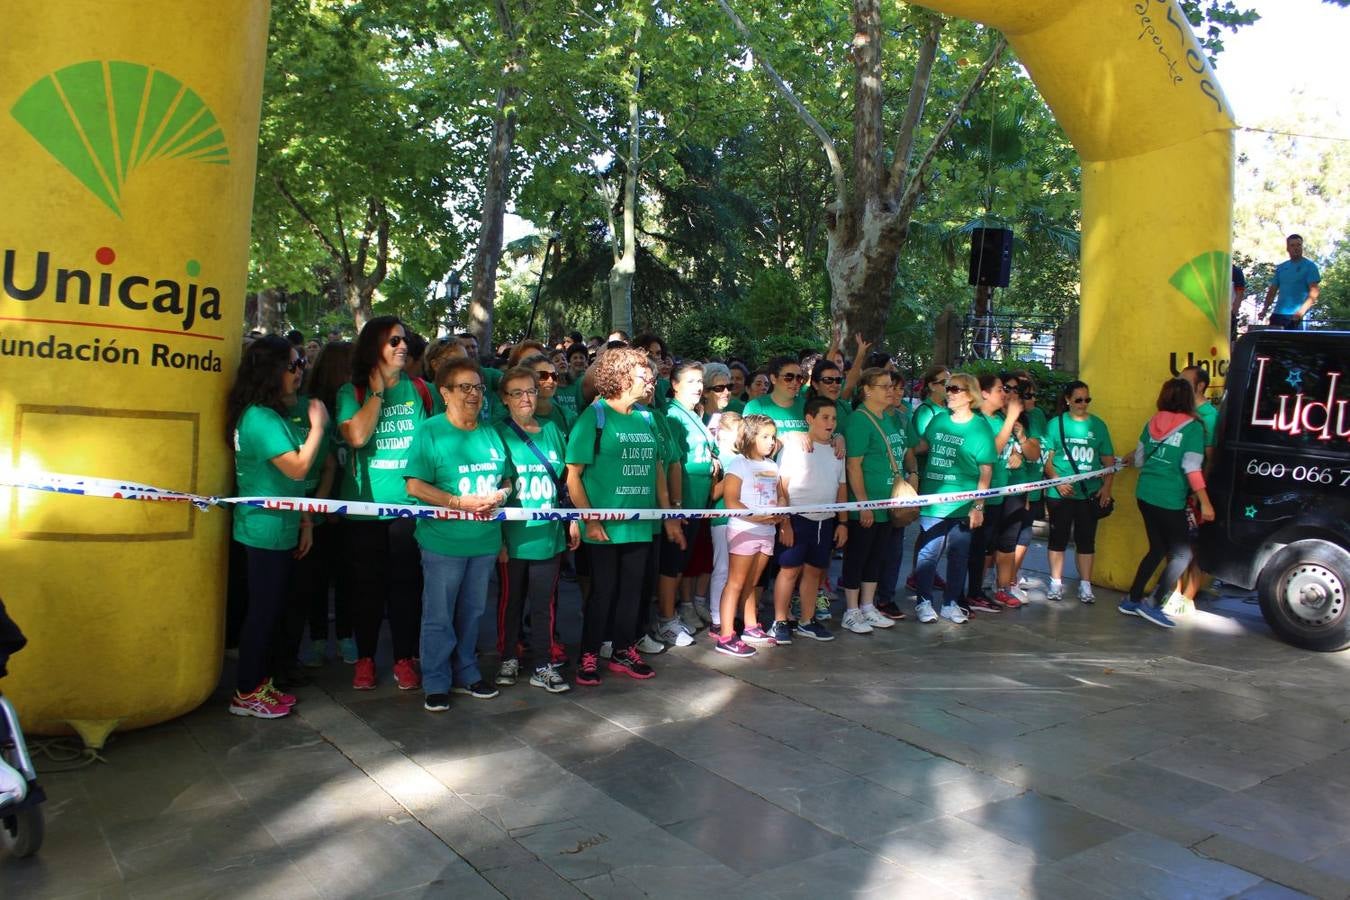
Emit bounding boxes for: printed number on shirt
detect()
[1069,445,1095,464]
[515,473,556,503]
[458,475,500,496]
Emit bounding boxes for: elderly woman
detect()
[226,336,330,718]
[493,366,579,693]
[514,352,574,435]
[405,358,511,711]
[336,316,442,692]
[565,348,683,686]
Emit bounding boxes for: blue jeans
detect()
[913,516,971,608]
[419,549,494,693]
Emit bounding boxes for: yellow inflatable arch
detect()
[916,0,1235,588]
[0,0,1230,741]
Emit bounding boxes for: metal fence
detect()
[958,313,1061,367]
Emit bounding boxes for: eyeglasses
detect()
[931,380,949,389]
[287,359,307,373]
[535,371,558,382]
[450,383,485,394]
[631,372,654,383]
[505,388,539,399]
[1071,397,1092,404]
[868,382,894,391]
[388,335,405,348]
[777,372,804,383]
[816,376,844,386]
[707,384,731,393]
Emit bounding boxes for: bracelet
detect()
[369,390,384,402]
[972,502,985,511]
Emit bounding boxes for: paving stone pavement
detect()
[4,544,1349,899]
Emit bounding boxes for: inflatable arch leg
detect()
[0,1,270,742]
[917,0,1236,589]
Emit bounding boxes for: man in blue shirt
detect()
[1260,234,1321,329]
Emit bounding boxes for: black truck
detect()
[1197,329,1350,651]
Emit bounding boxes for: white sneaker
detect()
[599,641,613,659]
[657,618,695,648]
[678,603,704,634]
[915,599,938,624]
[1047,580,1064,601]
[841,609,873,634]
[860,607,896,629]
[636,634,667,655]
[495,658,520,686]
[940,602,969,624]
[1005,584,1028,602]
[1078,583,1096,604]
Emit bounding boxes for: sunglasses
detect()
[287,358,307,373]
[946,386,968,395]
[816,376,844,386]
[505,388,539,399]
[707,384,731,393]
[535,371,558,381]
[388,335,405,348]
[1071,397,1092,404]
[777,372,804,383]
[449,383,485,395]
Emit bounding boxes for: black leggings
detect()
[238,547,292,693]
[344,517,423,660]
[583,541,650,656]
[1047,498,1100,554]
[840,520,888,589]
[1129,499,1193,604]
[498,555,561,665]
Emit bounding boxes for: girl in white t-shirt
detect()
[707,411,741,631]
[716,414,785,658]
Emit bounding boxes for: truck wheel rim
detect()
[1281,563,1345,627]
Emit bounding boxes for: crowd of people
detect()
[223,321,1217,719]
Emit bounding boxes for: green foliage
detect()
[667,305,756,361]
[951,359,1077,418]
[1313,237,1350,323]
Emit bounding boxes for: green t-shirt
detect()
[553,380,582,421]
[233,405,307,551]
[1045,414,1114,500]
[978,412,1012,506]
[833,398,854,435]
[844,406,908,523]
[1195,401,1218,449]
[1019,406,1050,500]
[725,397,746,415]
[906,399,947,450]
[336,377,443,517]
[920,413,997,519]
[491,396,573,436]
[1135,419,1205,510]
[403,416,507,557]
[565,401,662,544]
[744,394,808,436]
[284,396,333,496]
[661,400,718,509]
[481,367,504,422]
[496,418,568,560]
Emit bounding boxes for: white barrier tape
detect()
[0,464,1122,523]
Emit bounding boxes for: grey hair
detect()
[702,362,730,384]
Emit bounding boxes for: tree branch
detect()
[335,200,351,268]
[275,177,345,265]
[714,0,846,211]
[895,35,1007,220]
[355,196,377,275]
[370,202,389,286]
[886,15,943,201]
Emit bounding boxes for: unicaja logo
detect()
[1168,250,1230,329]
[11,60,228,217]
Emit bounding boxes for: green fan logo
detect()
[1168,250,1230,329]
[11,60,228,218]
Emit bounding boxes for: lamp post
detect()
[444,268,462,337]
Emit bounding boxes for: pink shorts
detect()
[727,528,775,557]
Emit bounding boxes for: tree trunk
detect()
[608,92,641,337]
[340,276,374,332]
[467,81,520,354]
[826,199,909,343]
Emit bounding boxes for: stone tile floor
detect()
[4,545,1349,899]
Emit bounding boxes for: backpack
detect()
[355,377,433,417]
[590,398,656,456]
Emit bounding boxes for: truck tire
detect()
[1257,540,1350,652]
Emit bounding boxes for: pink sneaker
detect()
[393,657,421,691]
[230,685,291,719]
[353,657,377,690]
[262,679,297,706]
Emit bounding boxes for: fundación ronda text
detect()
[0,332,222,372]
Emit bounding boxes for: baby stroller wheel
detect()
[0,804,44,858]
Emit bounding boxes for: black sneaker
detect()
[794,621,835,642]
[423,692,450,712]
[766,620,794,645]
[607,646,655,679]
[874,600,906,620]
[451,680,499,700]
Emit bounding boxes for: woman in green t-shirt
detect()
[1043,380,1115,603]
[807,359,854,436]
[1119,378,1215,629]
[492,367,579,695]
[840,368,913,635]
[337,316,443,693]
[405,358,512,710]
[517,352,574,436]
[565,348,683,686]
[744,356,809,442]
[902,373,996,626]
[226,336,330,719]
